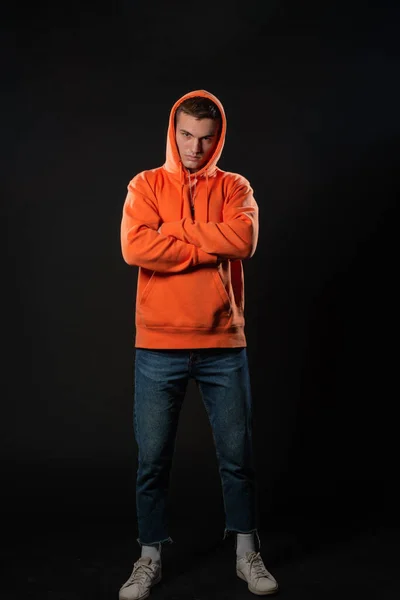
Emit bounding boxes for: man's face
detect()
[175,111,220,172]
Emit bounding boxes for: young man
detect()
[119,90,278,599]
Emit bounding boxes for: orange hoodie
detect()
[121,89,259,349]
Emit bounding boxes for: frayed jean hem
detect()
[136,536,174,548]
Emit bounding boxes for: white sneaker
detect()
[119,556,162,600]
[236,551,279,595]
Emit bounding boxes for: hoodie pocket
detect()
[138,268,232,329]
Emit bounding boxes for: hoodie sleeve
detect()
[160,177,258,260]
[121,175,218,272]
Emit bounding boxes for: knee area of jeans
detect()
[216,425,250,447]
[138,439,171,463]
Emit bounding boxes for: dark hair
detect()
[175,96,221,123]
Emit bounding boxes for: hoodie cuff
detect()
[197,248,218,265]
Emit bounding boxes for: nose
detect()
[191,138,202,154]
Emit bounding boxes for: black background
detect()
[3,0,399,543]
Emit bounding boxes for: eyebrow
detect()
[179,129,216,138]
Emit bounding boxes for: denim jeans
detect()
[133,347,258,546]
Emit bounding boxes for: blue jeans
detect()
[133,347,258,546]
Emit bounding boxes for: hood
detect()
[163,89,227,180]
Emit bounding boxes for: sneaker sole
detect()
[237,571,279,596]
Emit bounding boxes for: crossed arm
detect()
[121,174,259,273]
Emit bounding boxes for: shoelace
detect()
[248,552,274,580]
[127,562,155,587]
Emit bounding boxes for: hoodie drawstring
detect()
[206,172,209,222]
[179,163,210,221]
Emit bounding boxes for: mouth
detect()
[186,156,201,161]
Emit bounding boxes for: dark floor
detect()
[1,507,398,600]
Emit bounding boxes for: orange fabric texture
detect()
[121,90,259,349]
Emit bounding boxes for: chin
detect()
[184,161,203,172]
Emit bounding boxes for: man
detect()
[119,90,278,599]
